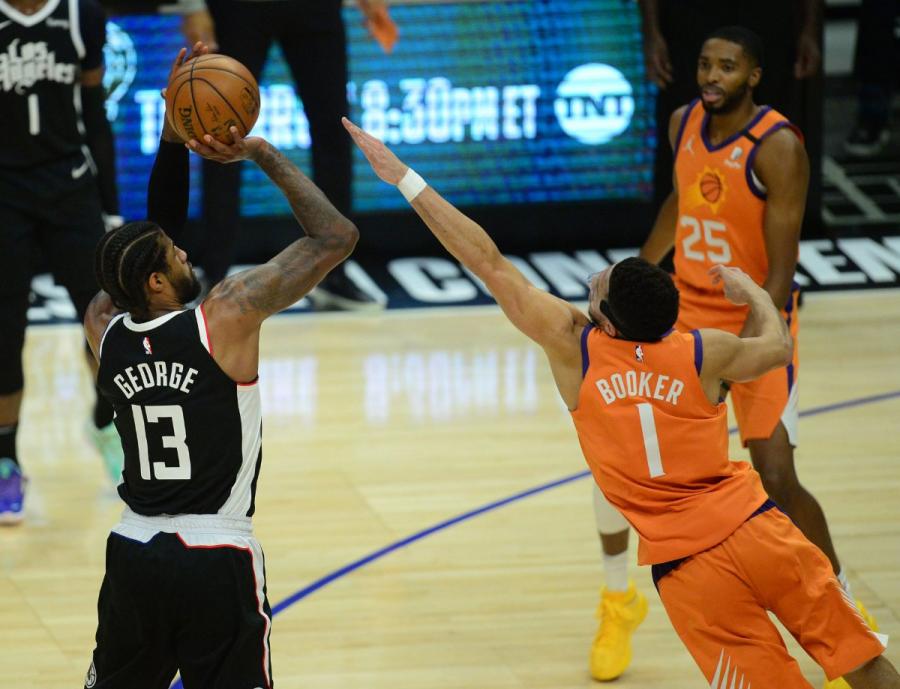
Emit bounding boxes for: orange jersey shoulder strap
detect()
[742,108,804,199]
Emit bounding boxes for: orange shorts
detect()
[675,280,800,446]
[656,507,885,686]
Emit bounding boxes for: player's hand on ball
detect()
[187,127,263,163]
[342,117,408,185]
[709,265,760,306]
[160,43,211,143]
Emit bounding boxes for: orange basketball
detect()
[700,171,722,203]
[165,54,260,144]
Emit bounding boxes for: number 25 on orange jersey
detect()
[680,215,732,263]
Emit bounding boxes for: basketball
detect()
[165,54,260,144]
[699,171,722,203]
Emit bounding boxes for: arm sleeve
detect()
[79,0,106,71]
[147,140,190,242]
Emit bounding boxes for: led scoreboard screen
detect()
[105,1,654,219]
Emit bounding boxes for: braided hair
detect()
[94,221,168,317]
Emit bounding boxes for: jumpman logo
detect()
[683,134,696,156]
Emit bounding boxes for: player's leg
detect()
[656,532,815,689]
[589,483,646,681]
[843,656,900,689]
[279,0,382,310]
[0,203,36,523]
[200,0,273,287]
[737,508,891,689]
[84,533,179,689]
[175,535,272,689]
[40,183,122,482]
[746,420,842,570]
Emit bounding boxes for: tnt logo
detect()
[554,63,634,145]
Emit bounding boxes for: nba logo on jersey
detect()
[635,345,644,362]
[725,145,744,169]
[142,337,152,356]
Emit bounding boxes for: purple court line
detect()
[170,388,900,689]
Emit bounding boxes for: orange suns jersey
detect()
[673,100,803,292]
[570,327,768,565]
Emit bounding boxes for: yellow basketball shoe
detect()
[589,581,648,681]
[822,600,880,689]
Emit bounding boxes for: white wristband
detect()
[397,168,427,203]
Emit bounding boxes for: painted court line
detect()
[170,388,900,689]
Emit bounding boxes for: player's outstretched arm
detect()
[343,117,587,355]
[698,266,793,399]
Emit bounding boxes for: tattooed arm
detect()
[192,128,358,382]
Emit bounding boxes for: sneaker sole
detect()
[0,512,24,525]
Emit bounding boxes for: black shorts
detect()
[0,166,104,322]
[85,530,273,689]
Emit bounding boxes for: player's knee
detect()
[756,467,801,508]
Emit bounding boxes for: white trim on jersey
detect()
[123,310,185,332]
[781,380,800,447]
[218,383,263,517]
[98,312,126,360]
[751,169,767,194]
[67,0,84,59]
[0,0,61,26]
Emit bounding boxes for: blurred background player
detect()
[83,44,358,687]
[0,0,124,524]
[174,0,395,310]
[638,0,823,228]
[842,0,899,157]
[588,26,879,688]
[343,116,898,689]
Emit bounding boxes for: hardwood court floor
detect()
[3,290,899,689]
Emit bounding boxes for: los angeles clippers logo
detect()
[142,337,152,356]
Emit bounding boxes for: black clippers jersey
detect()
[97,308,263,517]
[0,0,104,168]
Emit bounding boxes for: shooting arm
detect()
[206,139,359,325]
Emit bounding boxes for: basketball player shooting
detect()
[80,44,358,689]
[343,115,898,688]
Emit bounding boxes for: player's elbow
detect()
[776,333,794,368]
[333,218,360,258]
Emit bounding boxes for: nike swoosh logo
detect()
[0,20,13,31]
[71,161,90,179]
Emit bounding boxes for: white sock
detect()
[838,568,854,598]
[604,551,629,592]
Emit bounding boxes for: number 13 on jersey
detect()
[131,405,192,480]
